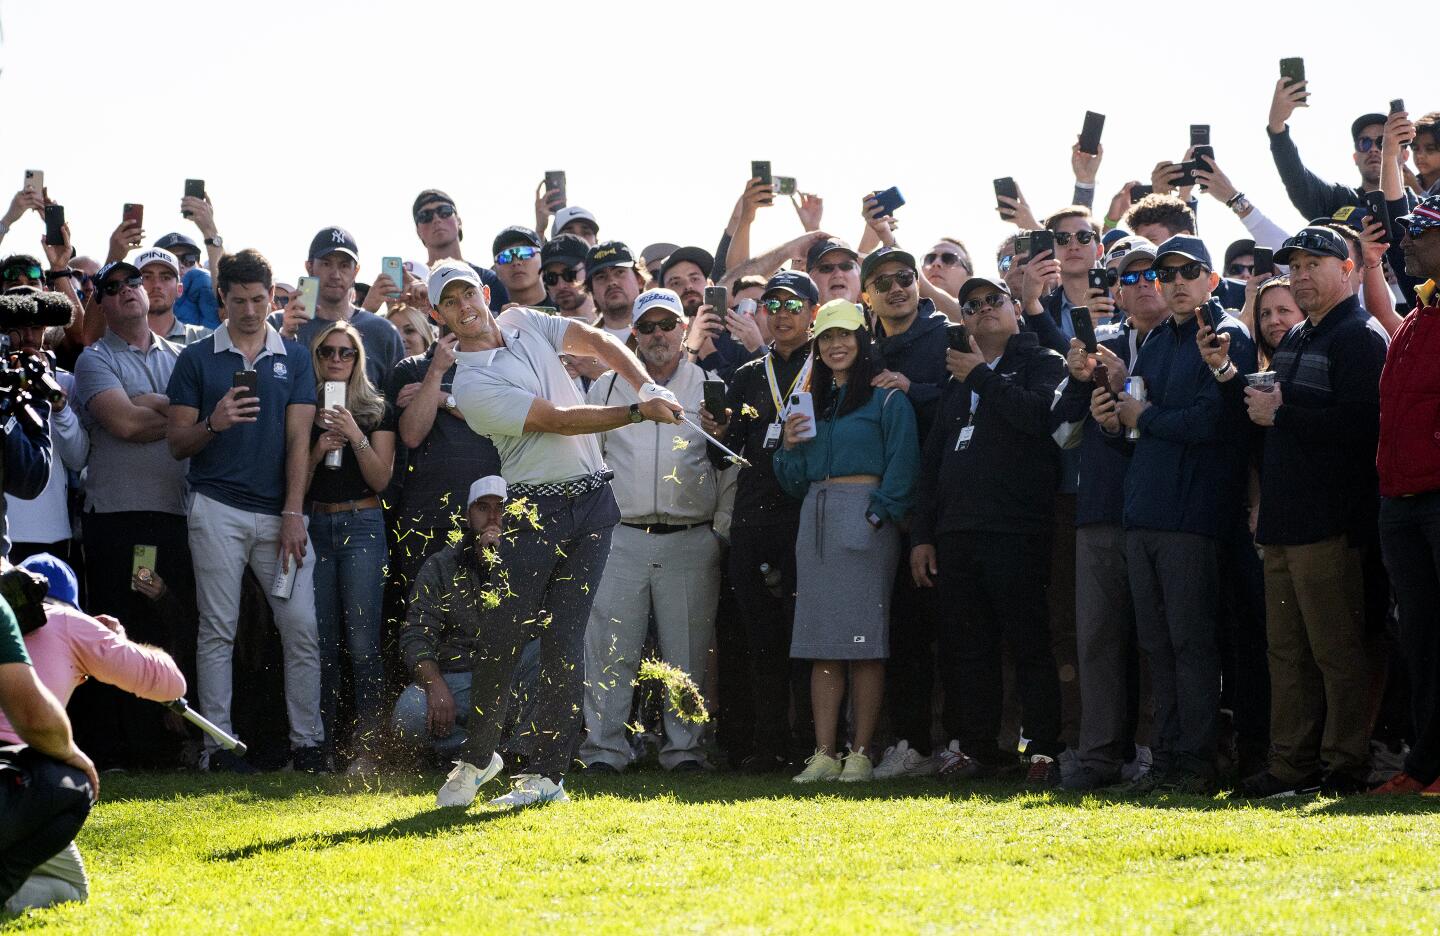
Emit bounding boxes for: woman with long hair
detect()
[387,305,436,358]
[1253,276,1302,370]
[306,321,396,774]
[773,299,919,783]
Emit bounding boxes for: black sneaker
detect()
[1238,770,1310,799]
[291,746,328,773]
[1114,768,1170,796]
[670,760,704,773]
[1164,770,1216,796]
[1061,766,1121,792]
[208,748,258,774]
[578,760,620,774]
[1304,770,1369,797]
[739,752,787,775]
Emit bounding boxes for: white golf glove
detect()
[638,382,680,407]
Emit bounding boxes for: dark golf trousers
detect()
[0,746,92,906]
[937,530,1063,760]
[1379,492,1440,784]
[462,486,617,781]
[886,561,939,755]
[1074,524,1141,776]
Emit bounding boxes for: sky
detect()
[2,1,1431,285]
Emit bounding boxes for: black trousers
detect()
[885,559,938,754]
[937,530,1062,760]
[1217,515,1270,774]
[1379,492,1440,783]
[0,746,92,906]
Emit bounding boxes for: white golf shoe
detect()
[436,751,505,808]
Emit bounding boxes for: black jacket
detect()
[874,299,950,442]
[912,331,1066,543]
[712,342,810,528]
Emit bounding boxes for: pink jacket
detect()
[0,605,186,745]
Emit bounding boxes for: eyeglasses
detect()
[1227,263,1254,276]
[869,270,917,292]
[1406,220,1437,238]
[1355,136,1384,153]
[415,204,457,224]
[923,251,968,270]
[274,294,291,308]
[1118,268,1159,286]
[177,253,200,269]
[317,345,358,361]
[998,254,1015,273]
[542,266,582,286]
[762,298,808,314]
[1053,230,1099,245]
[813,261,857,275]
[100,276,144,297]
[496,246,539,265]
[633,318,680,335]
[2,265,41,282]
[1154,262,1208,283]
[960,292,1009,316]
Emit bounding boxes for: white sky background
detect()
[1,1,1431,283]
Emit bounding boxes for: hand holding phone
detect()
[1078,112,1105,156]
[702,380,726,419]
[869,186,905,219]
[544,171,566,209]
[750,161,773,205]
[1253,247,1274,277]
[44,205,65,247]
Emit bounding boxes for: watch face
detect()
[446,395,457,409]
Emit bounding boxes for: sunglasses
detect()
[415,204,457,224]
[762,298,808,314]
[869,270,917,292]
[1118,268,1160,286]
[317,345,358,361]
[274,294,291,308]
[542,266,582,286]
[100,276,144,296]
[1355,136,1384,153]
[177,253,201,269]
[813,260,857,275]
[1053,230,1099,245]
[923,251,967,269]
[1406,220,1437,238]
[496,246,539,265]
[2,265,41,282]
[1155,261,1208,283]
[960,292,1008,316]
[998,254,1015,273]
[1227,263,1254,276]
[633,318,680,335]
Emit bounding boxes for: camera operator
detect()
[0,297,57,560]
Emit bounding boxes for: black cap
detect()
[860,246,917,286]
[585,241,636,282]
[957,277,1011,304]
[659,246,715,286]
[413,189,455,221]
[1223,239,1256,271]
[805,237,857,271]
[1351,113,1387,143]
[542,233,589,268]
[492,226,542,256]
[763,271,820,305]
[1274,226,1350,265]
[155,232,200,256]
[308,227,359,262]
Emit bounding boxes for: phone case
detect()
[789,392,816,440]
[871,187,905,217]
[382,257,404,296]
[1079,112,1105,155]
[296,277,320,318]
[24,170,43,195]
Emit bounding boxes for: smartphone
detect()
[1029,229,1055,260]
[1253,247,1275,277]
[1175,160,1201,188]
[993,177,1019,213]
[44,205,65,247]
[1363,191,1393,242]
[382,256,404,298]
[183,179,205,217]
[1129,184,1153,202]
[1071,307,1099,354]
[1079,111,1105,156]
[702,380,726,419]
[1092,362,1112,400]
[131,545,158,590]
[232,370,259,399]
[750,161,772,206]
[23,169,43,197]
[1087,268,1112,292]
[774,176,797,196]
[1279,57,1306,96]
[1198,302,1223,344]
[946,322,971,352]
[788,392,816,440]
[123,202,143,229]
[544,170,566,209]
[870,186,905,218]
[1190,124,1210,148]
[296,276,320,319]
[736,298,757,316]
[1013,232,1032,258]
[1390,98,1405,115]
[703,285,728,317]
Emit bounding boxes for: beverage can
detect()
[271,560,298,600]
[1124,376,1146,440]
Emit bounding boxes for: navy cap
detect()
[584,241,636,282]
[1274,226,1350,265]
[957,277,1011,305]
[762,270,820,305]
[96,259,141,284]
[860,246,917,286]
[1351,113,1387,143]
[1101,228,1131,251]
[805,237,857,271]
[659,246,715,286]
[541,233,589,268]
[492,225,542,256]
[1153,235,1213,269]
[308,226,359,262]
[155,232,200,256]
[19,553,78,607]
[1224,239,1256,270]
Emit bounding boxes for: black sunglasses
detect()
[542,266,582,286]
[1118,268,1159,286]
[1054,230,1099,245]
[633,318,680,335]
[869,270,917,292]
[274,294,291,308]
[960,292,1008,316]
[415,204,457,224]
[1355,136,1384,153]
[100,276,144,296]
[813,260,857,275]
[923,251,968,270]
[317,345,358,361]
[1155,261,1208,283]
[1227,263,1254,276]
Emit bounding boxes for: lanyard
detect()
[765,351,812,417]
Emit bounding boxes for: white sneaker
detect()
[838,750,874,782]
[436,751,505,808]
[1120,745,1153,783]
[488,774,569,809]
[792,750,844,783]
[873,741,939,779]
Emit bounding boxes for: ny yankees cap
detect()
[308,226,360,262]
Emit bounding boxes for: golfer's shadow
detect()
[208,806,508,862]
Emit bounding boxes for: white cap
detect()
[131,247,179,275]
[427,260,482,308]
[468,475,507,505]
[632,288,685,323]
[551,206,598,238]
[403,259,430,282]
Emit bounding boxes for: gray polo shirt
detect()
[73,330,190,515]
[452,308,605,485]
[162,317,212,347]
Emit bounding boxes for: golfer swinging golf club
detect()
[427,261,682,809]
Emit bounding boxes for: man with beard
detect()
[667,246,760,384]
[540,234,593,320]
[1267,77,1387,220]
[580,288,723,773]
[134,248,209,346]
[411,189,510,309]
[584,241,644,342]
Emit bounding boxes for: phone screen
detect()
[1079,112,1105,155]
[703,380,726,418]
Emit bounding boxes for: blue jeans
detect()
[312,506,387,749]
[392,672,472,755]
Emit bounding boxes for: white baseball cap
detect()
[551,206,598,238]
[632,288,685,323]
[130,247,179,276]
[427,260,482,308]
[468,475,507,505]
[403,259,431,282]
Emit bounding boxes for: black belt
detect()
[621,521,708,535]
[508,468,615,499]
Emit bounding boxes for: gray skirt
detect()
[790,481,900,661]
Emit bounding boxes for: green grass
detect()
[8,770,1440,934]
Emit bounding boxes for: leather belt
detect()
[621,521,708,535]
[309,496,382,515]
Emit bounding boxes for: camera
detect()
[0,288,73,432]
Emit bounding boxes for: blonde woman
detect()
[387,305,435,358]
[306,322,397,774]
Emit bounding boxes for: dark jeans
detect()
[462,485,618,780]
[886,558,938,755]
[1379,492,1440,783]
[1218,515,1270,774]
[936,530,1062,760]
[312,507,388,751]
[1074,524,1140,776]
[0,746,92,906]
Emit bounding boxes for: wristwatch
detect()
[1211,359,1236,379]
[444,394,458,412]
[204,235,224,248]
[628,403,644,424]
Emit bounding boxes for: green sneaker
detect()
[793,750,843,783]
[839,750,874,783]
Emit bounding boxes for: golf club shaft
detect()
[164,699,247,755]
[680,415,751,467]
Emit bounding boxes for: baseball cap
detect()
[1223,239,1257,271]
[95,259,141,284]
[1351,113,1387,143]
[552,206,598,238]
[585,241,636,280]
[1100,228,1132,251]
[427,260,483,307]
[1153,235,1213,269]
[19,553,78,607]
[763,270,820,305]
[639,242,680,272]
[542,234,589,268]
[659,246,714,286]
[811,299,866,337]
[155,232,200,256]
[403,259,430,282]
[957,277,1011,305]
[468,475,507,505]
[413,189,455,221]
[632,288,685,323]
[806,237,857,271]
[1396,194,1440,235]
[1274,226,1350,265]
[132,247,179,276]
[860,246,917,286]
[492,226,542,256]
[309,226,359,262]
[1103,236,1158,271]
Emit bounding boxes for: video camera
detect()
[0,289,72,433]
